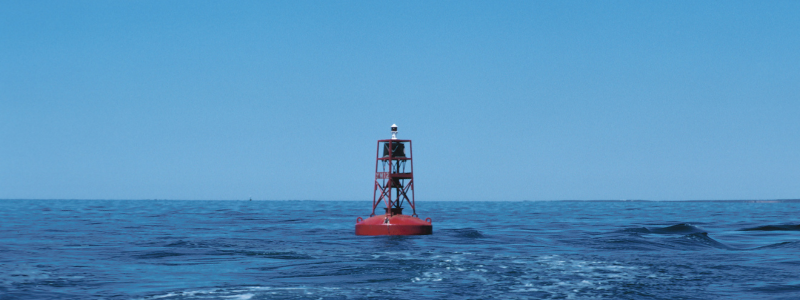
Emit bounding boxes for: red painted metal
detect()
[355,130,432,235]
[355,213,432,235]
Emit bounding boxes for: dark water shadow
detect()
[740,225,800,232]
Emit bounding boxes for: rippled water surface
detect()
[2,200,800,299]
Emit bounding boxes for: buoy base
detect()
[355,214,432,236]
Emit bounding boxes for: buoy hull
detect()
[355,214,432,236]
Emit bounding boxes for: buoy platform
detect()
[355,124,432,236]
[356,208,432,236]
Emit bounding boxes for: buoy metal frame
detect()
[355,126,432,235]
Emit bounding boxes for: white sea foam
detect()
[135,252,658,300]
[141,286,346,300]
[222,293,254,300]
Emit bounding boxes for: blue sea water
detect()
[1,200,800,300]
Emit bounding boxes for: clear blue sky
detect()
[1,1,798,200]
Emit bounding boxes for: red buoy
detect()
[355,124,432,235]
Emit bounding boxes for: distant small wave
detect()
[218,250,313,260]
[165,240,201,248]
[755,241,800,250]
[164,240,236,249]
[749,283,800,293]
[740,225,800,231]
[133,251,185,259]
[447,228,485,239]
[621,227,652,234]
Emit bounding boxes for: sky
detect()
[1,1,799,201]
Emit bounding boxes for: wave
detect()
[603,232,732,250]
[615,223,800,251]
[749,283,800,293]
[620,223,706,235]
[447,228,485,239]
[740,225,800,231]
[596,236,675,251]
[217,250,313,260]
[620,227,652,234]
[648,223,707,234]
[133,251,185,259]
[164,240,236,249]
[672,232,733,250]
[614,224,737,250]
[754,241,800,250]
[616,225,800,251]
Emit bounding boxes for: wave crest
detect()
[649,223,706,234]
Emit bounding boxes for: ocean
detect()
[1,199,799,299]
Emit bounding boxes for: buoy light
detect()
[391,124,398,139]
